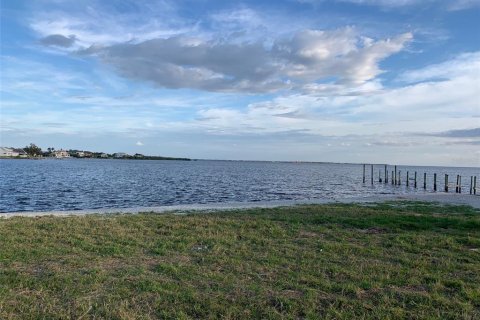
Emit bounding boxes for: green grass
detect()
[0,201,479,319]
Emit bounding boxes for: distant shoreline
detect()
[0,156,191,161]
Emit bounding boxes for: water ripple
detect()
[0,159,478,212]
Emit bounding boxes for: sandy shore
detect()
[1,193,478,218]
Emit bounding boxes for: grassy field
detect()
[0,202,479,319]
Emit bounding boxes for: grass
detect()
[0,201,479,319]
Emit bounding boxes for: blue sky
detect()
[1,0,479,165]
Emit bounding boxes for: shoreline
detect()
[2,193,478,218]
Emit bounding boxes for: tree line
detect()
[20,143,190,161]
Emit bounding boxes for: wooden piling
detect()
[359,166,476,195]
[371,164,374,185]
[394,166,397,185]
[474,176,477,195]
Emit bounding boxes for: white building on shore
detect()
[0,147,28,157]
[114,152,129,158]
[53,149,71,158]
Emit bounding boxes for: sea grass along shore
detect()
[1,202,479,319]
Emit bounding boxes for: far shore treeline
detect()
[0,143,190,161]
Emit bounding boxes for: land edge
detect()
[2,193,478,218]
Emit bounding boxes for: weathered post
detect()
[456,175,459,193]
[423,173,427,189]
[414,171,417,188]
[398,171,401,186]
[445,174,448,192]
[363,164,365,184]
[433,173,437,191]
[470,176,473,195]
[474,176,477,195]
[379,170,382,183]
[391,171,394,185]
[459,176,462,193]
[384,165,388,183]
[406,171,409,187]
[394,165,397,185]
[371,164,374,185]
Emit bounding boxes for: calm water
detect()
[0,159,478,212]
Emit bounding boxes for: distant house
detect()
[134,153,144,158]
[76,151,85,158]
[12,148,28,157]
[84,151,93,158]
[99,153,109,158]
[0,147,28,157]
[0,147,18,157]
[113,152,128,158]
[53,150,70,158]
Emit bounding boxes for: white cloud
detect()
[276,29,412,85]
[135,141,144,146]
[29,1,196,49]
[76,28,411,93]
[398,52,480,83]
[209,8,264,31]
[184,51,480,140]
[26,2,413,94]
[305,0,480,10]
[336,0,428,8]
[4,49,477,143]
[447,0,480,10]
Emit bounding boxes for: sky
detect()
[0,0,479,166]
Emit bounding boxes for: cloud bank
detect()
[73,29,412,93]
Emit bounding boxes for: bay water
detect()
[0,159,478,212]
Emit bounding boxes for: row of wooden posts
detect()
[362,164,478,195]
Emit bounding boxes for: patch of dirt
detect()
[359,227,389,234]
[389,285,430,296]
[21,260,67,277]
[358,285,429,299]
[298,230,321,238]
[281,289,304,299]
[356,288,382,299]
